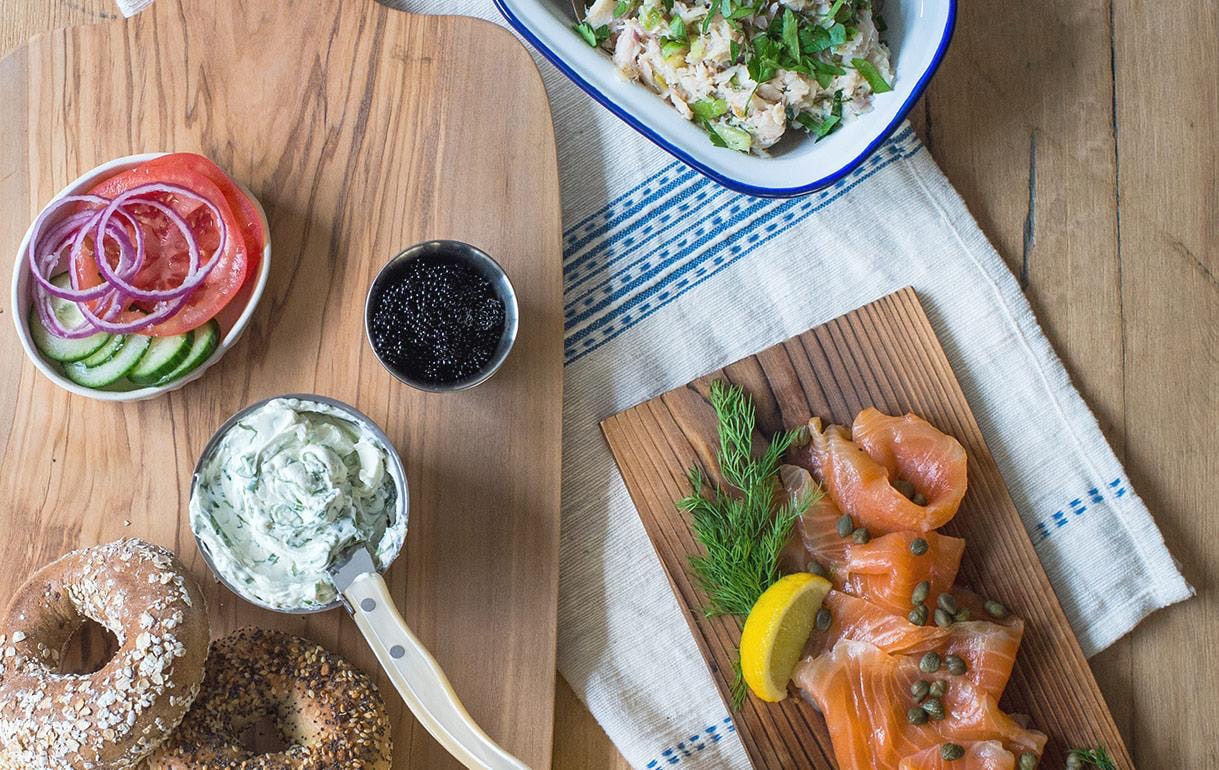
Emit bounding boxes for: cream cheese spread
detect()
[190,397,404,610]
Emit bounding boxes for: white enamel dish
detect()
[493,0,956,196]
[10,152,272,402]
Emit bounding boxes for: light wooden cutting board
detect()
[0,1,563,767]
[601,288,1130,769]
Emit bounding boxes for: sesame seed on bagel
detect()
[148,627,392,770]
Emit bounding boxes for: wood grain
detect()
[602,289,1130,769]
[2,0,1216,768]
[0,1,563,768]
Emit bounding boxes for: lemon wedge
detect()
[740,573,832,702]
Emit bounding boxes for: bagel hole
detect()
[239,714,291,754]
[59,618,119,675]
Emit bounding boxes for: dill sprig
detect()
[1068,747,1117,770]
[730,658,748,710]
[679,380,811,619]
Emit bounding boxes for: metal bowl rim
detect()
[189,393,410,615]
[363,239,520,393]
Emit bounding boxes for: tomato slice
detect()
[137,153,265,274]
[75,154,253,336]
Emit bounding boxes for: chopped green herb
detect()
[794,110,841,139]
[573,22,610,47]
[691,97,729,122]
[800,24,832,53]
[701,0,721,33]
[826,0,846,20]
[781,9,801,63]
[613,0,633,17]
[851,57,893,93]
[729,39,742,62]
[828,21,847,46]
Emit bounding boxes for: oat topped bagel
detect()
[148,627,392,770]
[0,538,210,770]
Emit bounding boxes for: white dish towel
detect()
[115,1,1195,767]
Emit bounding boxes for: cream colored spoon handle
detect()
[342,571,531,770]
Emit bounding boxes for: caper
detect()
[954,608,972,623]
[1018,752,1039,770]
[909,537,929,556]
[815,607,832,631]
[928,679,947,699]
[836,514,855,538]
[985,600,1009,619]
[894,478,916,499]
[921,697,945,720]
[934,608,954,628]
[918,651,940,674]
[945,654,967,676]
[940,743,965,761]
[911,580,930,605]
[907,605,929,626]
[906,706,928,725]
[851,527,870,544]
[910,679,930,700]
[806,560,827,578]
[936,593,958,614]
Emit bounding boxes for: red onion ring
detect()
[92,183,226,302]
[27,178,233,339]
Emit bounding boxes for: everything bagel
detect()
[0,538,210,770]
[148,627,392,769]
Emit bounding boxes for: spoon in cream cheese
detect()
[191,394,528,770]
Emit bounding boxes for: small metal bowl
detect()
[364,240,518,393]
[189,393,410,614]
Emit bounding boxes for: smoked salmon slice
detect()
[842,530,965,616]
[793,640,1046,769]
[897,740,1016,770]
[808,591,1025,700]
[808,590,951,656]
[777,464,851,581]
[792,412,967,533]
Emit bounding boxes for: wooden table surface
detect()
[2,1,1214,768]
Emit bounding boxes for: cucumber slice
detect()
[128,332,193,385]
[63,335,151,388]
[79,334,126,367]
[28,275,111,363]
[156,320,220,385]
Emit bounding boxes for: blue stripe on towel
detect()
[644,717,735,768]
[560,128,922,366]
[1033,478,1129,543]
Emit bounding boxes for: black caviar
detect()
[368,254,505,384]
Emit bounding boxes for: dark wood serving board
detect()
[600,288,1129,768]
[0,1,563,767]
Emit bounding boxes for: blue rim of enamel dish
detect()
[493,0,957,198]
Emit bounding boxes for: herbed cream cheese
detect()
[190,397,405,610]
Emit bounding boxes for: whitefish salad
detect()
[190,398,405,610]
[575,0,893,153]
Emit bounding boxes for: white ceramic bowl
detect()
[10,153,272,402]
[494,0,955,196]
